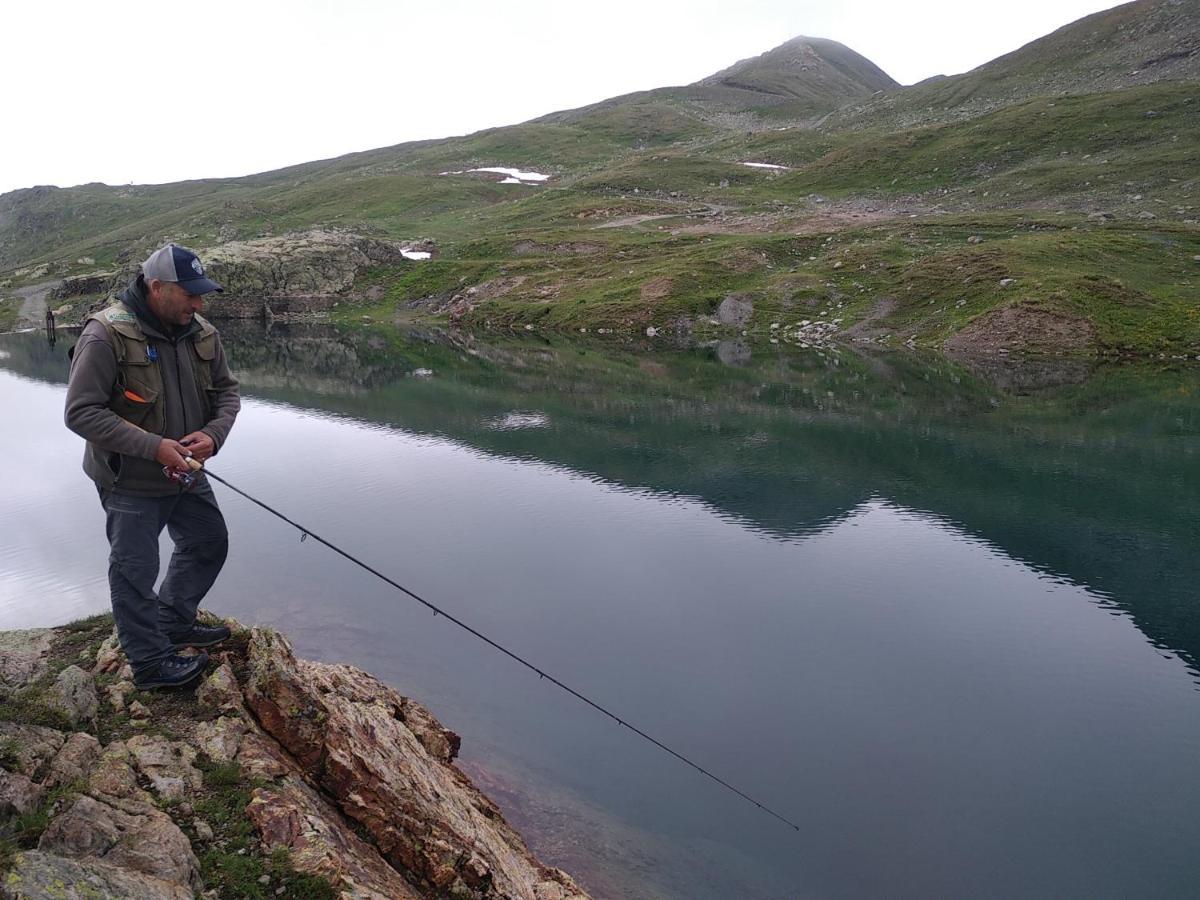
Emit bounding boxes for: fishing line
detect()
[196,463,801,833]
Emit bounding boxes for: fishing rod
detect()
[183,457,801,833]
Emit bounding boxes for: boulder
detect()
[0,771,43,817]
[0,629,54,691]
[48,666,98,728]
[85,741,151,804]
[1,850,192,900]
[44,732,102,790]
[124,735,203,801]
[37,794,200,890]
[196,660,245,715]
[194,715,247,762]
[716,293,754,326]
[0,723,66,778]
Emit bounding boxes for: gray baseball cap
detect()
[142,243,223,294]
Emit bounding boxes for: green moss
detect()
[0,692,73,733]
[192,758,336,899]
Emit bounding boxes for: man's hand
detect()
[155,438,193,471]
[178,431,216,462]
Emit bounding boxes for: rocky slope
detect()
[824,0,1200,130]
[0,616,589,899]
[47,230,436,325]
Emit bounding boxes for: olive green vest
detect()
[86,304,218,435]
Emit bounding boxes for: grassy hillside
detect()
[1,0,1197,354]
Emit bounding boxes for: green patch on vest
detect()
[104,308,136,323]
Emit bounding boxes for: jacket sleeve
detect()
[200,332,240,453]
[64,320,162,460]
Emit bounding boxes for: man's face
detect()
[149,280,204,326]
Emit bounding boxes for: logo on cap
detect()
[191,258,204,276]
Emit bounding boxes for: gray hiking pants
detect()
[98,482,229,679]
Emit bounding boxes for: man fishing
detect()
[65,243,240,689]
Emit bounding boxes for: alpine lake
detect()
[2,322,1198,899]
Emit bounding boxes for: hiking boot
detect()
[170,623,231,650]
[133,651,210,690]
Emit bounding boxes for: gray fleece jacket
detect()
[64,276,240,496]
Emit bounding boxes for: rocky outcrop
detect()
[0,620,591,900]
[50,271,120,301]
[201,229,422,319]
[73,230,431,323]
[243,628,583,899]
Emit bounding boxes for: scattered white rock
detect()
[645,326,658,337]
[1000,278,1017,287]
[410,368,433,378]
[967,235,983,244]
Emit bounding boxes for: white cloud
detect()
[0,0,1127,194]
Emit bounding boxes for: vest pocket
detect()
[112,383,163,433]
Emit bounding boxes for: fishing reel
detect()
[163,456,204,489]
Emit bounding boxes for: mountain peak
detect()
[697,35,899,99]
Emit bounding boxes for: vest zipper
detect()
[173,339,189,494]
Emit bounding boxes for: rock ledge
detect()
[0,617,589,900]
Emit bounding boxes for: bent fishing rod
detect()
[183,457,801,833]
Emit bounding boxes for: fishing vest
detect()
[86,304,218,435]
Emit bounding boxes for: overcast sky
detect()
[1,0,1127,195]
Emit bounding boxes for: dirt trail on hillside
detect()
[592,202,730,230]
[14,280,61,327]
[673,199,935,236]
[593,197,936,236]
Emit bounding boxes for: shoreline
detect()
[0,614,591,899]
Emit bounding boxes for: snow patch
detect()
[401,249,431,260]
[485,411,550,431]
[741,162,790,170]
[439,166,550,185]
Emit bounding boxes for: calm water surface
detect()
[2,324,1198,899]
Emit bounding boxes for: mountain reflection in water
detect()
[2,323,1198,899]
